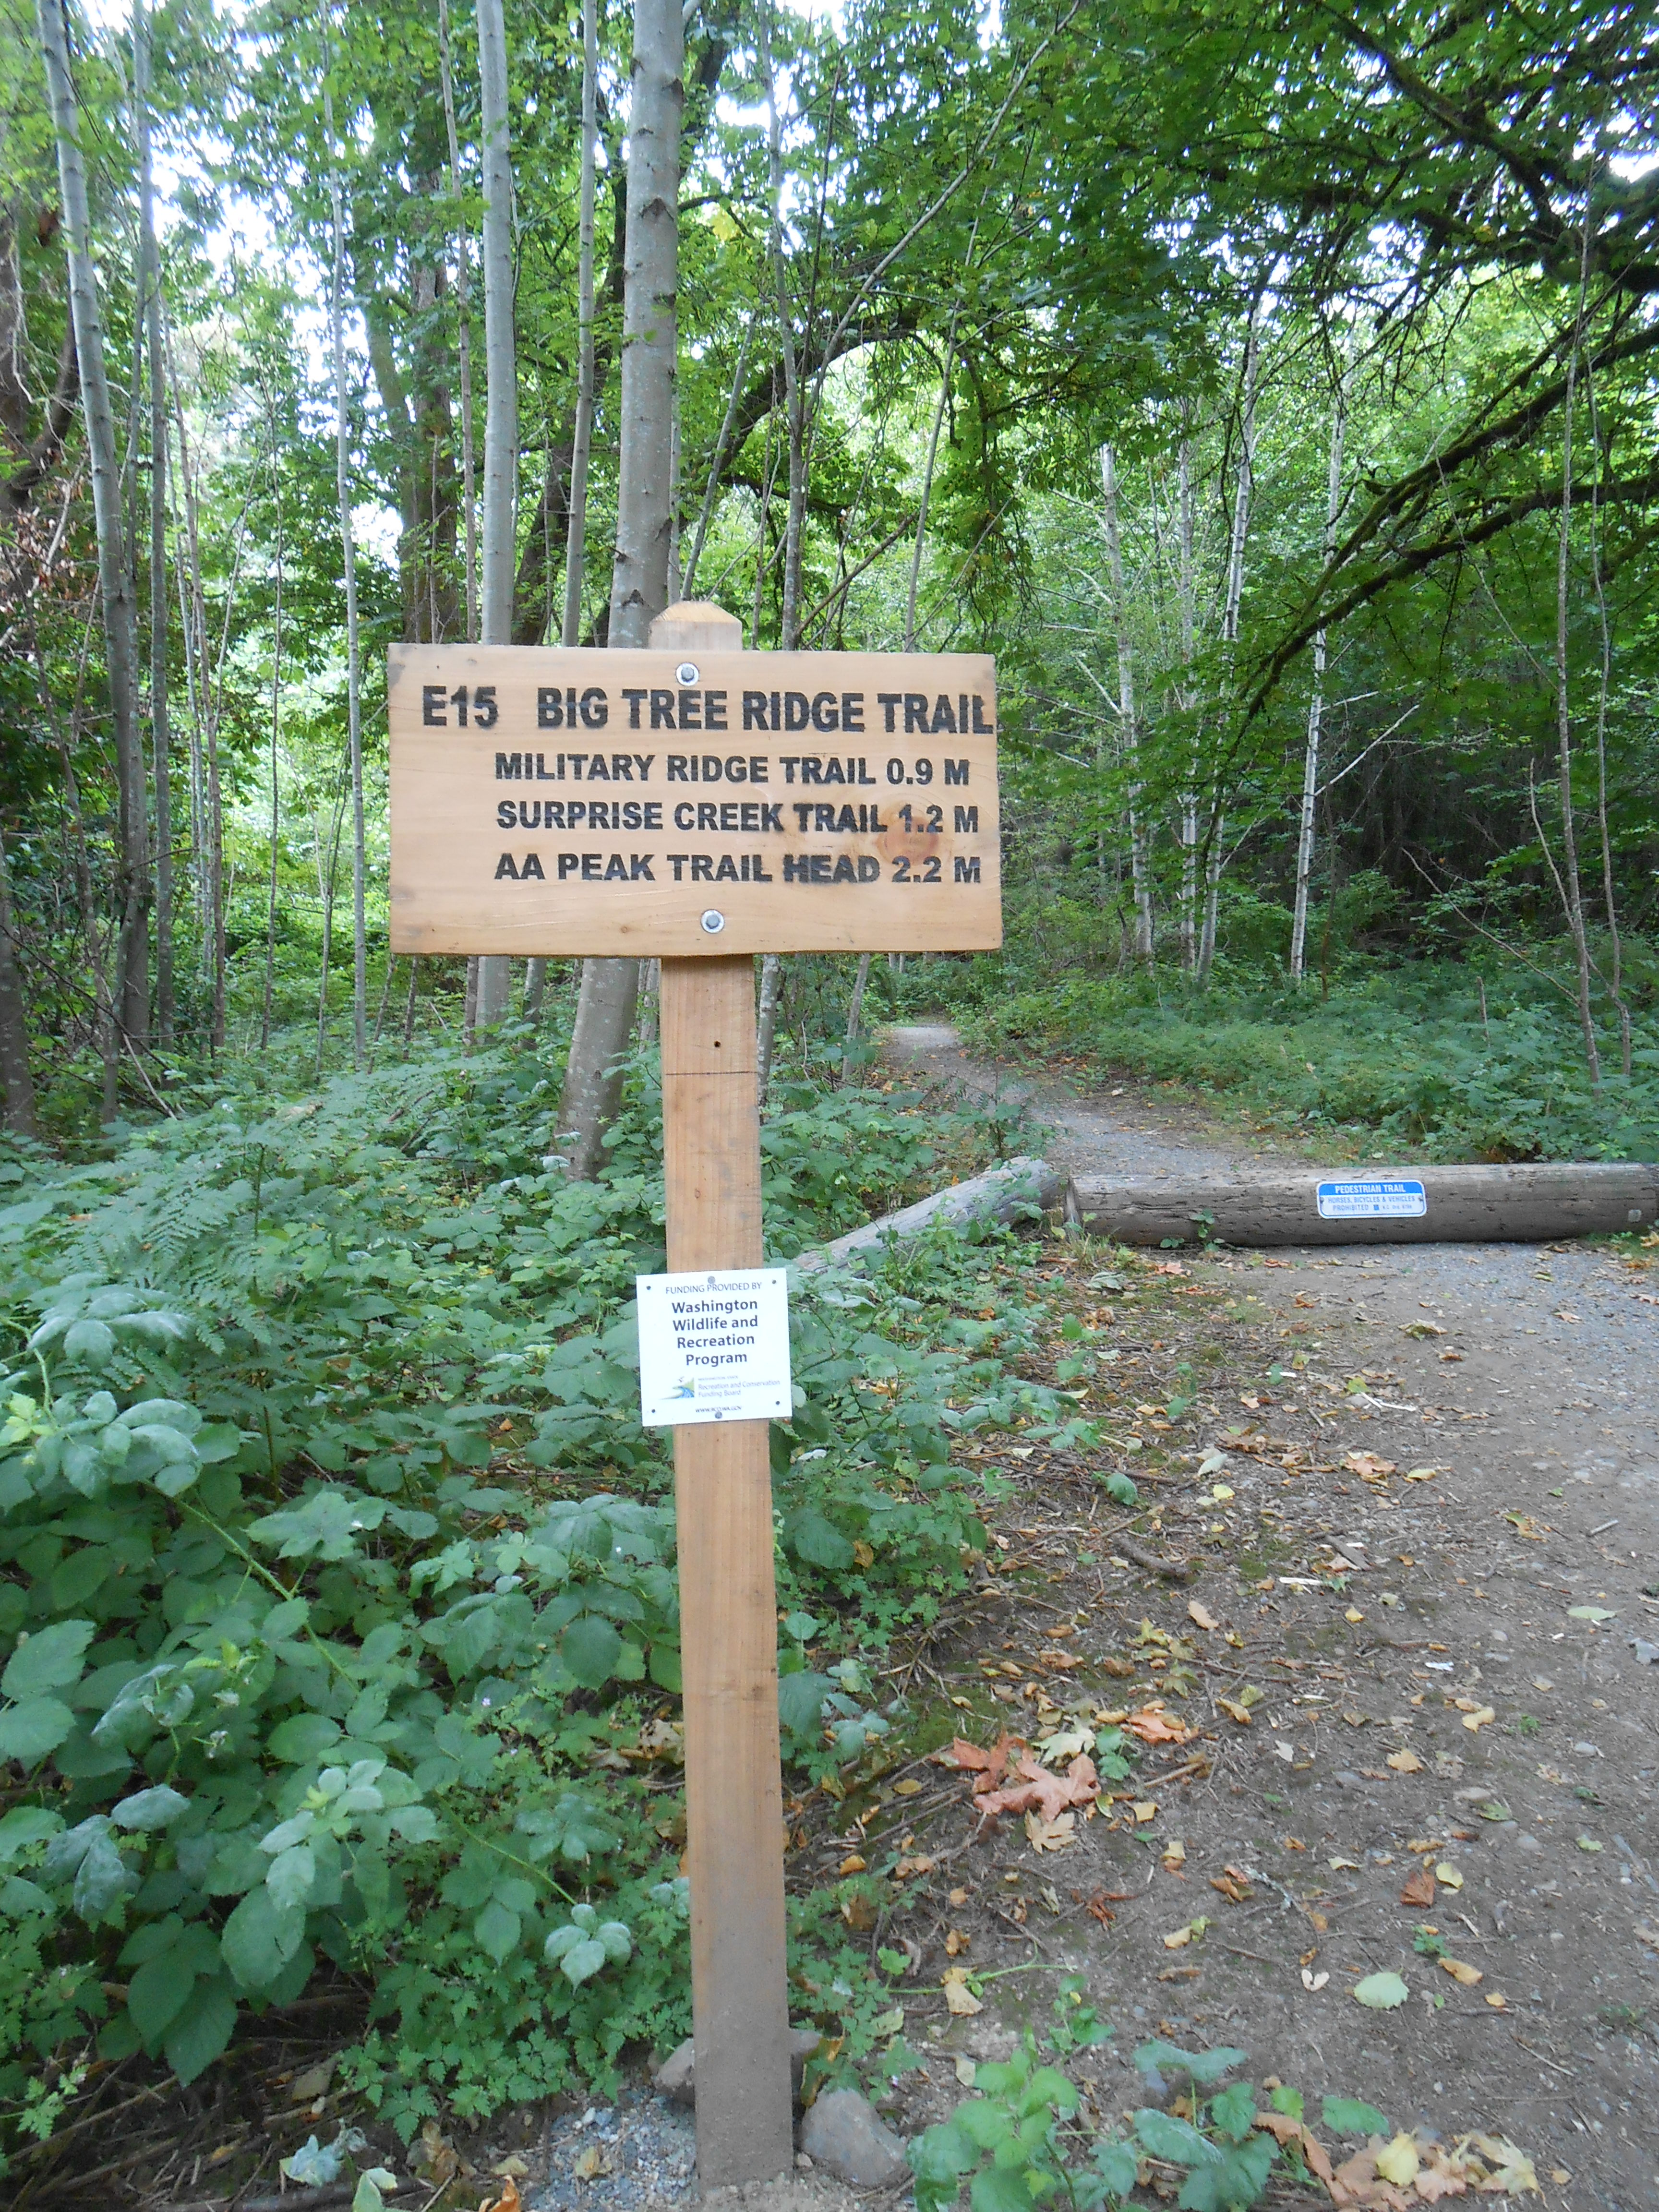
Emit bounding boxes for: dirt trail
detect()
[858,1026,1659,2210]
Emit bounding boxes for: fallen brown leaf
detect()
[1399,1864,1436,1907]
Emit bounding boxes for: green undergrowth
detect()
[950,964,1659,1163]
[0,1029,1104,2165]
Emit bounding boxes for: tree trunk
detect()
[323,68,369,1068]
[0,823,36,1137]
[524,956,548,1022]
[682,314,752,600]
[841,951,872,1085]
[758,1,805,646]
[1200,307,1260,983]
[135,0,173,1048]
[260,408,283,1051]
[1289,367,1346,986]
[1101,445,1153,961]
[437,0,479,643]
[1176,432,1198,972]
[1554,301,1600,1087]
[755,951,782,1103]
[1583,355,1631,1077]
[560,0,683,1174]
[560,0,599,647]
[475,0,517,1030]
[38,0,147,1069]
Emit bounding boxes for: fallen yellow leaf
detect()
[1440,1956,1482,1986]
[942,1967,982,2016]
[1435,1862,1465,1890]
[893,1777,923,1795]
[1345,1607,1365,1624]
[1132,1800,1158,1822]
[1163,1925,1193,1949]
[1462,1705,1496,1732]
[1375,2135,1420,2187]
[1386,1748,1424,1774]
[1484,1991,1508,2009]
[1163,1839,1187,1868]
[1188,1600,1219,1632]
[839,1853,866,1874]
[945,1928,970,1956]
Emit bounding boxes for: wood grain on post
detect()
[654,604,794,2187]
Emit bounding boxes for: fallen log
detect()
[798,1155,1062,1270]
[1065,1160,1659,1247]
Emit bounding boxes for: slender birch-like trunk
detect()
[1200,307,1260,981]
[135,0,173,1045]
[1554,296,1600,1086]
[38,0,148,1065]
[474,0,516,1029]
[756,951,783,1103]
[682,314,752,601]
[437,0,479,642]
[323,56,369,1068]
[1101,445,1153,961]
[1583,347,1631,1076]
[560,0,682,1177]
[560,0,599,647]
[0,825,36,1136]
[1289,365,1346,986]
[758,0,805,646]
[1176,432,1198,971]
[260,414,283,1050]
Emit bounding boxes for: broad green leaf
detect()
[2,1617,96,1699]
[1094,2142,1139,2199]
[1351,1972,1408,2010]
[111,1785,190,1831]
[266,1843,317,1912]
[786,1508,855,1569]
[1321,2097,1390,2137]
[1174,2135,1275,2212]
[1134,2039,1246,2086]
[560,1613,623,1688]
[63,1317,117,1365]
[128,1946,201,2043]
[970,2165,1040,2212]
[72,1827,131,1920]
[556,1935,608,1985]
[909,2118,980,2188]
[0,1806,61,1863]
[164,1973,239,2085]
[1209,2082,1257,2143]
[221,1886,305,1991]
[1132,2110,1223,2168]
[474,1895,522,1963]
[0,1693,76,1765]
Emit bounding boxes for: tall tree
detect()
[323,43,368,1067]
[36,0,148,1068]
[133,0,173,1046]
[559,0,598,649]
[1289,360,1346,986]
[473,0,516,1030]
[1101,443,1152,961]
[560,0,683,1179]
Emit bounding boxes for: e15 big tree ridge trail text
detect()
[387,646,1002,957]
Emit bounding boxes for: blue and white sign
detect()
[1316,1178,1428,1221]
[636,1267,793,1426]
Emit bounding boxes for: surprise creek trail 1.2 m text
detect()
[386,645,1000,957]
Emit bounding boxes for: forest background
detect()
[0,0,1656,2181]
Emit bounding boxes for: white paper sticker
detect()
[1316,1178,1428,1220]
[636,1267,793,1426]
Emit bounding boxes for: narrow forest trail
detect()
[842,1025,1659,2210]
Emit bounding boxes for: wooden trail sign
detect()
[386,638,1000,957]
[388,605,1001,2186]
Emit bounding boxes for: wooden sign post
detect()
[387,602,1001,2187]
